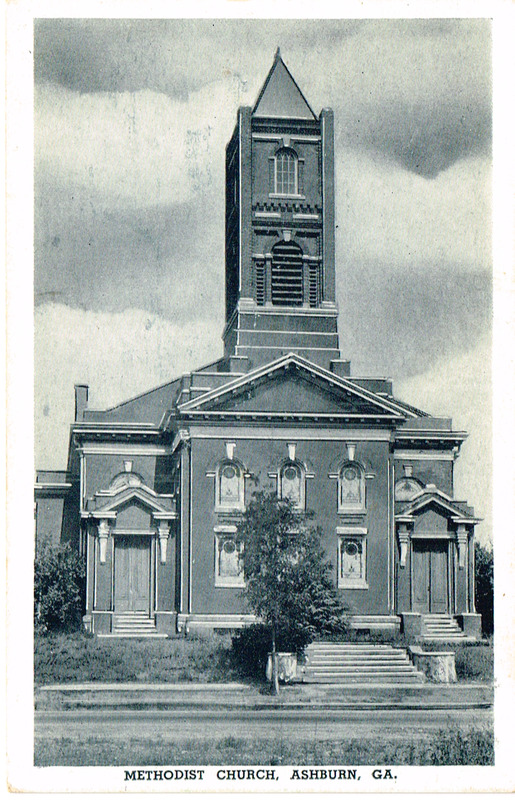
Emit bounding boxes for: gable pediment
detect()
[86,483,177,518]
[396,487,479,524]
[178,353,408,421]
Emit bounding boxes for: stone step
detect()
[113,620,156,626]
[302,643,425,685]
[305,665,418,674]
[306,644,403,653]
[112,624,157,630]
[303,674,425,684]
[306,657,411,669]
[97,632,168,639]
[424,622,462,628]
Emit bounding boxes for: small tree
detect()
[236,491,347,693]
[34,542,86,633]
[475,541,493,636]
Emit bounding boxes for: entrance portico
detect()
[81,470,177,635]
[395,485,481,638]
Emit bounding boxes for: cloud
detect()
[35,19,491,178]
[397,331,491,545]
[337,262,491,379]
[337,151,492,269]
[34,179,225,322]
[35,81,238,210]
[35,303,222,468]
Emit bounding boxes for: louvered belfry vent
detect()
[271,241,304,306]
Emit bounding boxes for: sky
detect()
[34,18,492,542]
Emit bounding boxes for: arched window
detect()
[216,460,245,511]
[271,240,304,306]
[279,461,305,510]
[338,462,365,512]
[395,477,422,501]
[274,147,298,195]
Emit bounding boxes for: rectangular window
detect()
[214,526,244,588]
[337,527,368,589]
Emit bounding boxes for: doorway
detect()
[114,535,151,612]
[412,539,449,614]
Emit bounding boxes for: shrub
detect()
[475,542,493,635]
[34,543,85,633]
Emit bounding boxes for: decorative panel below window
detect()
[215,528,244,588]
[337,527,368,589]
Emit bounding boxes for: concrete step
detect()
[306,657,411,669]
[303,664,423,673]
[303,674,425,684]
[303,643,425,685]
[97,629,168,639]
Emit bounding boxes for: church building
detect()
[35,51,482,640]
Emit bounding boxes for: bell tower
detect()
[223,49,347,375]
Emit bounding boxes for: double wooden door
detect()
[114,536,151,612]
[412,540,449,614]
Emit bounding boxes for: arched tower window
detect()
[279,461,305,510]
[271,240,304,306]
[338,462,365,512]
[216,460,245,511]
[274,147,298,195]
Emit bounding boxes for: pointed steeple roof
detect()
[253,48,317,121]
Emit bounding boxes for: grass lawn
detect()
[35,631,494,685]
[34,726,494,767]
[34,631,239,685]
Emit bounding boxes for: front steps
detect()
[421,614,469,642]
[97,612,167,639]
[302,642,425,684]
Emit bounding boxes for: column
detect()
[396,523,411,612]
[158,521,170,564]
[455,524,469,612]
[98,519,110,564]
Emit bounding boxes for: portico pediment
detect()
[85,482,177,519]
[396,485,479,525]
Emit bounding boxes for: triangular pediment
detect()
[253,51,316,120]
[396,487,479,524]
[178,353,409,421]
[88,484,176,517]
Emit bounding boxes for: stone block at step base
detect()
[266,652,298,684]
[401,612,422,638]
[155,612,177,636]
[91,613,112,634]
[458,613,482,639]
[409,646,457,683]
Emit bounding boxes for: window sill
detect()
[338,582,369,590]
[268,193,306,200]
[215,580,246,589]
